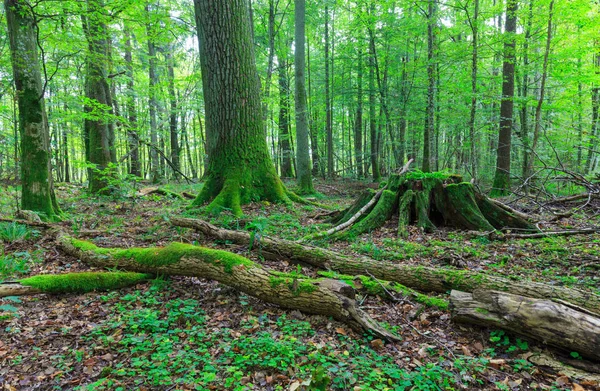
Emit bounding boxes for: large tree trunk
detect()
[294,0,314,193]
[5,0,61,219]
[56,234,398,341]
[451,290,600,361]
[192,0,292,216]
[171,217,600,316]
[82,0,117,194]
[491,0,518,196]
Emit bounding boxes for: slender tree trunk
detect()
[491,0,518,196]
[192,0,291,216]
[520,0,533,184]
[586,45,600,174]
[423,0,436,173]
[5,0,61,218]
[368,21,380,182]
[279,62,293,177]
[307,38,320,177]
[468,0,479,178]
[166,47,180,179]
[82,0,116,194]
[354,48,364,178]
[123,29,141,177]
[146,3,160,183]
[181,111,197,179]
[294,0,314,193]
[526,0,554,181]
[325,6,334,178]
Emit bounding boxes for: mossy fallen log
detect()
[0,272,150,297]
[321,171,537,238]
[450,290,600,362]
[55,233,399,341]
[171,217,600,315]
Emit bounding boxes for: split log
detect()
[450,290,600,361]
[0,282,40,297]
[55,233,399,341]
[171,217,600,315]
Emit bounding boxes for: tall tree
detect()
[192,0,293,216]
[82,0,117,193]
[467,0,479,178]
[294,0,314,193]
[5,0,61,219]
[354,46,364,178]
[124,28,141,177]
[491,0,518,196]
[146,2,161,183]
[423,0,437,172]
[325,5,334,177]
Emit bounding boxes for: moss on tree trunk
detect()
[192,0,292,216]
[329,171,536,237]
[5,0,61,220]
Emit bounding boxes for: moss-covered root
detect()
[474,193,537,231]
[328,189,377,225]
[397,190,414,238]
[435,183,495,231]
[0,272,150,297]
[335,189,398,240]
[318,271,448,310]
[57,234,400,341]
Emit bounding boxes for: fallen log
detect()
[55,233,399,341]
[450,290,600,361]
[171,217,600,315]
[0,272,151,298]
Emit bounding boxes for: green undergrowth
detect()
[0,249,44,281]
[52,282,491,391]
[0,222,38,242]
[19,272,151,293]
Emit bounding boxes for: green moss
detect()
[475,308,490,314]
[268,275,317,296]
[72,238,254,273]
[339,190,397,239]
[318,271,448,310]
[19,272,150,293]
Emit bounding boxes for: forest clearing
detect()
[1,0,600,390]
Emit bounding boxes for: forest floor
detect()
[0,178,599,391]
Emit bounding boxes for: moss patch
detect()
[19,272,150,294]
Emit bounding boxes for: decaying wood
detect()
[171,217,600,315]
[528,352,600,384]
[450,290,600,361]
[486,198,534,222]
[498,228,600,240]
[302,160,414,241]
[0,282,40,298]
[55,233,399,341]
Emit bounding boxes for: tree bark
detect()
[451,289,600,361]
[170,217,600,316]
[82,0,117,194]
[279,62,293,177]
[56,233,399,341]
[294,0,314,193]
[5,0,61,219]
[124,28,141,177]
[423,0,437,173]
[354,47,364,178]
[467,0,479,179]
[146,3,161,183]
[491,0,518,196]
[166,46,180,179]
[325,6,334,178]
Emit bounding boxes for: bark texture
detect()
[57,234,399,340]
[451,290,600,361]
[5,0,61,219]
[82,0,117,194]
[171,217,600,315]
[192,0,291,215]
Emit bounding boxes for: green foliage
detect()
[489,330,529,353]
[0,222,36,242]
[0,250,43,281]
[85,163,141,199]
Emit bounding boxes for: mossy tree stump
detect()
[332,172,536,239]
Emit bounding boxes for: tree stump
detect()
[332,172,537,238]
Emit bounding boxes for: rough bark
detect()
[423,0,437,173]
[450,289,600,361]
[278,61,293,177]
[56,233,399,341]
[192,0,292,216]
[124,28,141,177]
[5,0,61,219]
[166,46,180,179]
[82,0,117,194]
[354,47,364,178]
[146,3,161,183]
[171,217,600,315]
[294,0,314,193]
[491,0,518,196]
[325,6,334,178]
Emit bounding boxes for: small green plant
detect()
[0,222,35,242]
[489,330,528,353]
[0,250,44,280]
